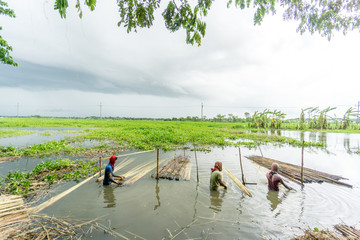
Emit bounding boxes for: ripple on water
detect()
[301,183,359,226]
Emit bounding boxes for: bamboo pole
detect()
[224,168,252,197]
[99,156,102,177]
[238,146,245,184]
[156,148,159,179]
[301,140,304,185]
[194,144,199,183]
[256,142,263,157]
[30,171,99,213]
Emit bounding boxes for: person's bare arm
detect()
[280,179,292,190]
[219,179,227,189]
[109,172,122,185]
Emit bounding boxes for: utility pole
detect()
[201,102,203,121]
[16,102,19,118]
[99,102,102,119]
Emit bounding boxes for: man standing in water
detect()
[103,156,125,186]
[266,163,293,191]
[210,161,227,190]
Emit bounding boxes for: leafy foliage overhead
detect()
[53,0,360,45]
[0,0,17,66]
[1,0,360,66]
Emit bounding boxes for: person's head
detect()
[109,156,117,165]
[271,163,280,173]
[214,161,223,171]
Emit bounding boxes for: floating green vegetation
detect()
[1,158,99,195]
[0,129,33,138]
[0,118,327,154]
[0,140,86,157]
[77,121,234,151]
[41,130,54,136]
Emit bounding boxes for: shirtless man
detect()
[266,163,293,191]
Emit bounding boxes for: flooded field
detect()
[1,130,360,239]
[0,128,80,148]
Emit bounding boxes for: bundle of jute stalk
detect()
[335,224,360,239]
[246,155,352,188]
[123,159,166,185]
[151,155,191,180]
[0,194,30,239]
[224,168,252,197]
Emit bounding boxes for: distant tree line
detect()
[3,106,360,131]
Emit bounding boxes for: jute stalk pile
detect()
[335,224,360,239]
[123,158,166,185]
[246,155,352,188]
[0,194,30,239]
[292,225,360,240]
[151,155,191,181]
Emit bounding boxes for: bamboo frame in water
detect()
[246,155,352,188]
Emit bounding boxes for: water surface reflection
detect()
[154,180,160,210]
[103,185,116,208]
[266,190,288,211]
[209,189,226,213]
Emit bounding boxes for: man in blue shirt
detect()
[103,156,124,185]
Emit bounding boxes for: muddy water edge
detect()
[1,130,360,239]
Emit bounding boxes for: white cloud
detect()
[0,0,359,118]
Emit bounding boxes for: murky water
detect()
[0,128,80,147]
[1,130,360,239]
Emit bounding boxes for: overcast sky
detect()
[1,0,359,119]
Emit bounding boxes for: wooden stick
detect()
[171,219,198,240]
[301,140,304,185]
[194,144,199,183]
[156,148,159,179]
[238,146,245,184]
[39,222,50,240]
[99,156,102,177]
[256,142,263,157]
[167,228,173,238]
